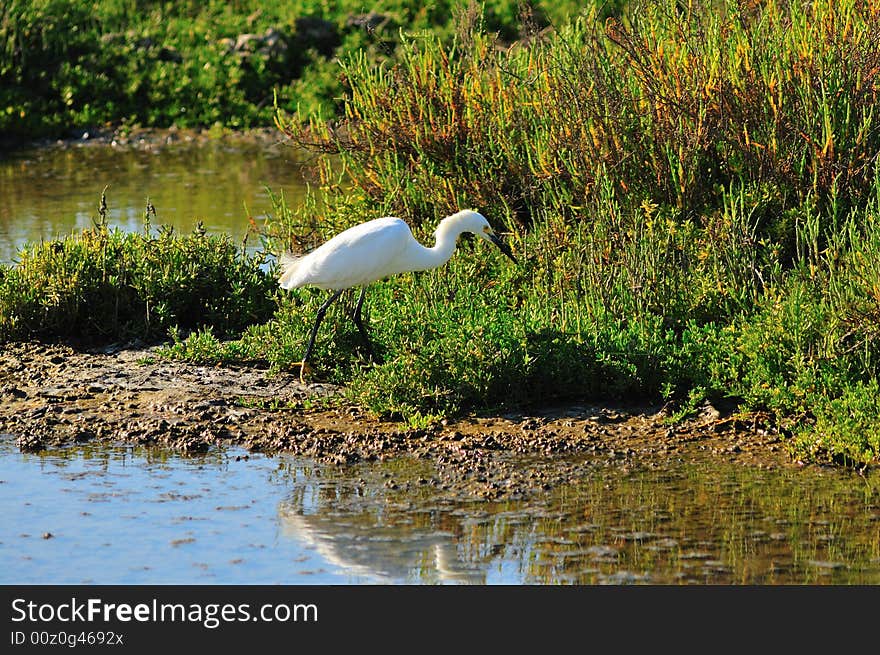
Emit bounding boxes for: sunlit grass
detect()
[3,1,880,467]
[0,209,275,342]
[264,0,880,465]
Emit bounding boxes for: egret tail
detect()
[278,252,305,290]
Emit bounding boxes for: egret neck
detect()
[411,211,476,271]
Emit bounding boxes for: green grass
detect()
[0,0,599,142]
[0,202,275,342]
[261,0,880,466]
[3,0,880,468]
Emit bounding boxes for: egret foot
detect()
[296,361,313,383]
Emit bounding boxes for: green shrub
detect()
[262,0,880,465]
[0,0,584,141]
[0,221,275,343]
[7,0,880,467]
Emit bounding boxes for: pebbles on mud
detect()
[0,341,792,500]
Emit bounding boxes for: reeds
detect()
[4,1,880,466]
[268,0,880,465]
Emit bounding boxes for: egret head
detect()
[450,210,518,264]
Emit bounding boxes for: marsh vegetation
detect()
[2,0,880,468]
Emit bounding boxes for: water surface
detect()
[0,136,307,263]
[2,437,878,584]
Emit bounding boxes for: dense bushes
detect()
[4,0,880,466]
[0,0,580,142]
[262,0,880,465]
[0,213,275,343]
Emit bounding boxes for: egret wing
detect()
[290,217,414,290]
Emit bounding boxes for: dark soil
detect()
[0,342,797,500]
[13,124,285,153]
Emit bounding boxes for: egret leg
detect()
[352,287,381,363]
[298,289,344,381]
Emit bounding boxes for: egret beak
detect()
[487,232,518,264]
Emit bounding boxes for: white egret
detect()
[278,209,516,380]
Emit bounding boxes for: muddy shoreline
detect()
[0,127,848,500]
[3,124,288,154]
[0,342,802,500]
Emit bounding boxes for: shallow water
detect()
[0,137,306,263]
[2,437,878,584]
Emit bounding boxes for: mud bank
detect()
[8,124,286,154]
[0,342,796,500]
